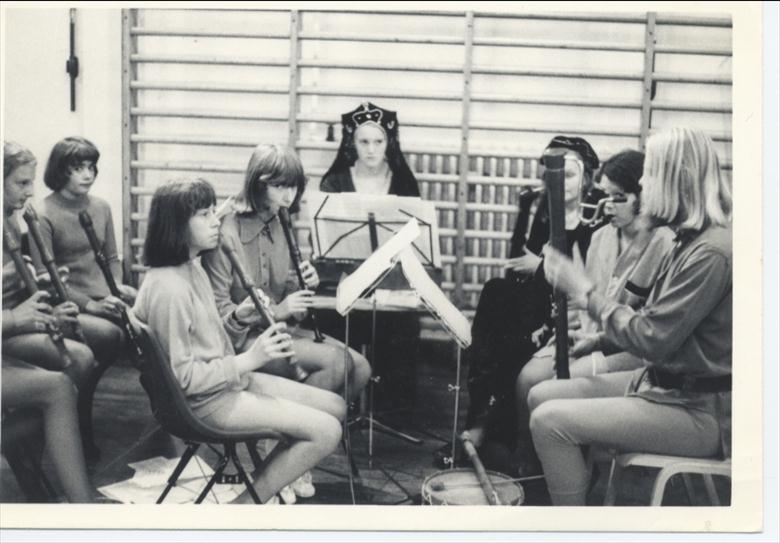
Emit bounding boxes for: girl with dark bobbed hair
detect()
[135,177,345,504]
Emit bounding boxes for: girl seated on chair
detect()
[2,140,95,387]
[28,137,132,372]
[513,149,675,476]
[202,144,371,401]
[133,178,345,504]
[530,127,732,505]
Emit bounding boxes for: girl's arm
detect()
[103,203,123,284]
[149,282,243,397]
[590,248,730,363]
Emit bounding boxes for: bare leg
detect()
[2,334,96,386]
[1,360,93,502]
[199,373,345,503]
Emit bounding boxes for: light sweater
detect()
[132,259,251,415]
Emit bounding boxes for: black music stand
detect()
[337,213,425,454]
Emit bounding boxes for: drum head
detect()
[422,468,524,505]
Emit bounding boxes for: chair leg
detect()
[650,466,679,506]
[231,443,261,504]
[77,358,114,460]
[681,473,697,505]
[157,443,199,504]
[603,458,622,506]
[702,474,721,506]
[195,450,230,504]
[245,440,264,472]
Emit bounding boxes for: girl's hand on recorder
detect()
[273,290,314,321]
[243,323,294,370]
[300,261,320,290]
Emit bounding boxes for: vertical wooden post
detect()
[288,10,302,150]
[639,12,657,151]
[454,11,474,307]
[121,9,136,285]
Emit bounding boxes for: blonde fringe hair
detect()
[641,127,732,232]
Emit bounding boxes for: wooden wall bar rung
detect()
[472,36,645,52]
[130,28,289,39]
[130,54,290,67]
[298,31,464,45]
[654,44,732,56]
[130,107,289,121]
[652,72,732,85]
[130,81,289,94]
[470,65,643,80]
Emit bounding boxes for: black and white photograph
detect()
[0,1,773,539]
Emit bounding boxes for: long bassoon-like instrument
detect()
[78,210,145,366]
[542,153,570,379]
[23,205,87,344]
[3,219,75,368]
[277,207,325,343]
[221,238,309,382]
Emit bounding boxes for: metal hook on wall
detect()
[66,8,79,112]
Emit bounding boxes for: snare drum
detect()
[421,468,524,505]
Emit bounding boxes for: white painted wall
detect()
[3,8,123,248]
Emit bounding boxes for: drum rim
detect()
[421,468,525,505]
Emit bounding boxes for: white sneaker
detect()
[290,470,315,498]
[279,485,296,504]
[264,495,280,505]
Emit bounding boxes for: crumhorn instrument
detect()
[542,153,570,379]
[23,205,87,344]
[78,210,146,367]
[220,238,309,382]
[460,431,502,505]
[3,219,75,368]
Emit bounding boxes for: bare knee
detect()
[43,372,78,409]
[315,413,343,453]
[68,344,97,384]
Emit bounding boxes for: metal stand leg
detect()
[348,298,423,450]
[449,346,463,469]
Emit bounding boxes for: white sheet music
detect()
[399,247,472,348]
[335,218,421,315]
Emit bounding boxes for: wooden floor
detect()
[1,339,730,506]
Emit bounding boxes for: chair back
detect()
[135,323,234,442]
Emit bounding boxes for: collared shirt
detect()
[201,210,298,333]
[590,225,732,378]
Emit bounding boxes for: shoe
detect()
[264,495,280,505]
[290,470,316,498]
[279,485,296,504]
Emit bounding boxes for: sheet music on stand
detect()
[334,218,471,348]
[335,219,421,315]
[305,191,441,268]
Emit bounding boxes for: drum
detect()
[421,468,524,506]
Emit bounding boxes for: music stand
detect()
[329,215,426,455]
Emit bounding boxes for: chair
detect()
[135,323,281,504]
[1,408,57,502]
[603,452,731,506]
